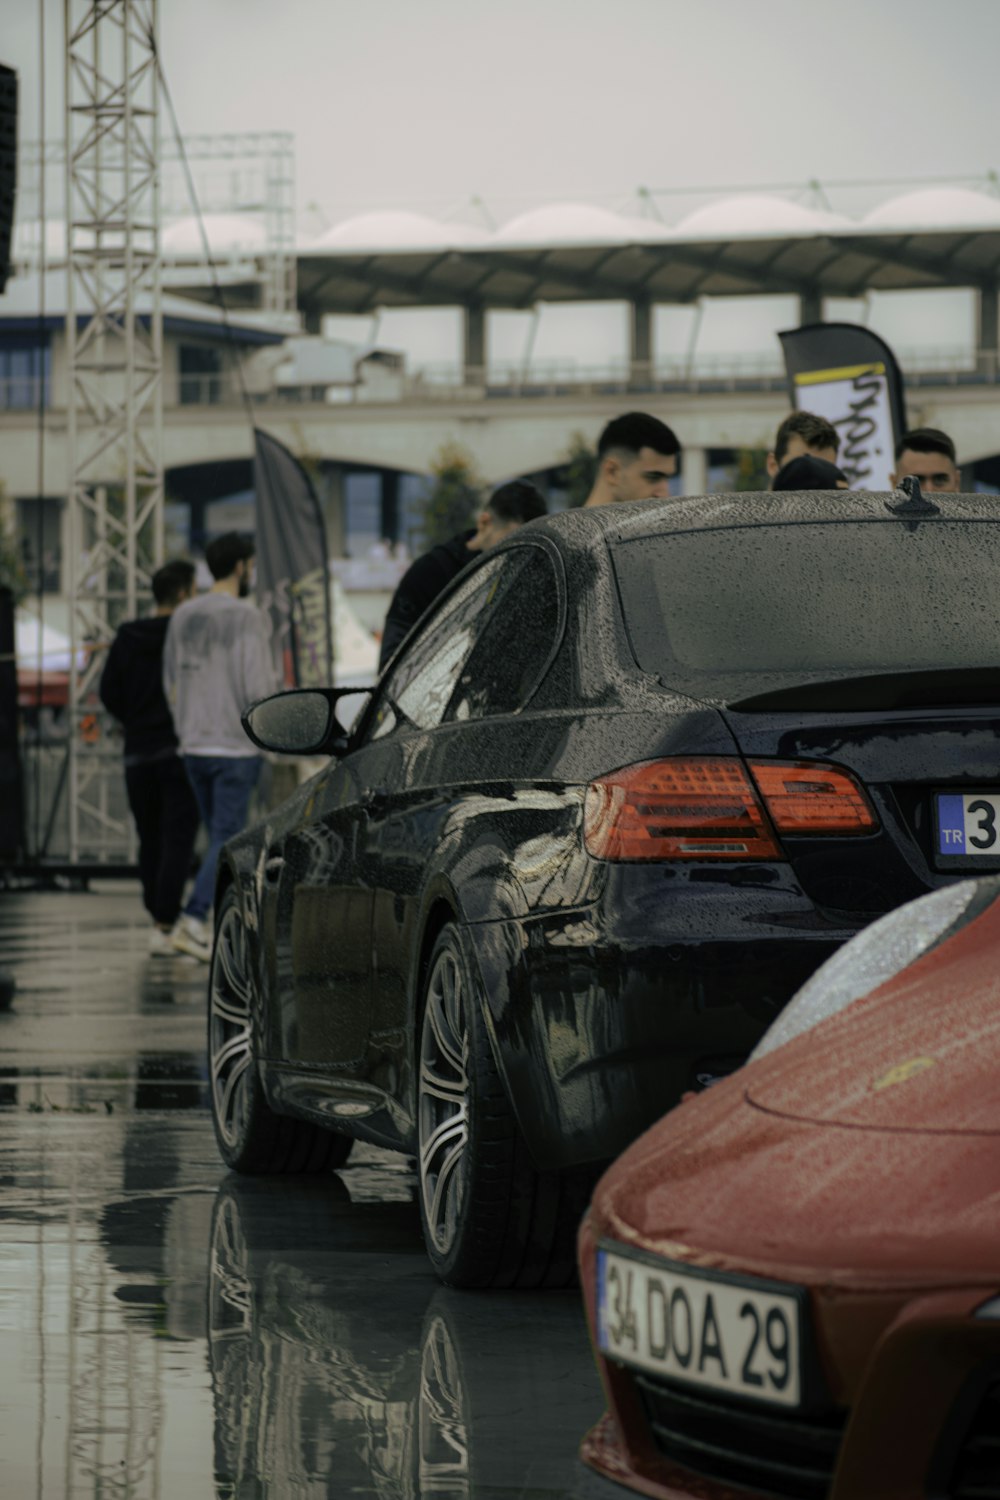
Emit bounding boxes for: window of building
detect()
[179,343,223,405]
[0,336,50,411]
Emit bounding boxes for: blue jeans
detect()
[183,755,261,921]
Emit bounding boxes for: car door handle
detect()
[361,788,390,819]
[264,856,285,883]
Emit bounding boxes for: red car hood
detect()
[594,896,1000,1289]
[745,902,1000,1133]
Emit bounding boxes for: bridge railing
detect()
[2,348,997,414]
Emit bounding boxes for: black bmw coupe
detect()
[208,489,1000,1287]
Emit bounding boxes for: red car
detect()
[578,876,1000,1500]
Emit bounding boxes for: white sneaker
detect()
[171,914,212,963]
[148,927,175,957]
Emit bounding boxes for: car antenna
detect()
[884,475,941,526]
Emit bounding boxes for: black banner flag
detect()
[253,428,334,687]
[779,323,907,489]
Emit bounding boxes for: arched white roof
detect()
[310,210,489,251]
[863,187,1000,230]
[162,214,268,255]
[491,201,665,247]
[674,194,849,238]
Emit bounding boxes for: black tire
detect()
[416,923,594,1288]
[208,887,353,1174]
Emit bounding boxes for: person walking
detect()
[163,532,279,961]
[99,559,201,956]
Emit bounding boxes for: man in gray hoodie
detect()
[163,532,279,960]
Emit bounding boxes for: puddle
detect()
[0,1052,210,1112]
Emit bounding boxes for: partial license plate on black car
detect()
[597,1246,802,1408]
[935,793,1000,868]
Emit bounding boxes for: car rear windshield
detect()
[612,519,1000,696]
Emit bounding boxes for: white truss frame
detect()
[21,130,297,315]
[64,0,163,863]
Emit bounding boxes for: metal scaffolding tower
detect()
[64,0,163,863]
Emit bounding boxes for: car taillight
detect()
[584,758,782,861]
[749,760,877,835]
[584,757,879,861]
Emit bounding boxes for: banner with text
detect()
[779,323,907,489]
[253,428,334,688]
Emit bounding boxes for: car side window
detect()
[367,555,509,739]
[446,546,562,722]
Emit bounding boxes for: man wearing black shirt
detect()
[378,479,546,669]
[100,559,201,955]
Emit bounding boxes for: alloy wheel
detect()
[418,946,470,1255]
[210,904,255,1150]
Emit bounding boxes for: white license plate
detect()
[936,793,1000,860]
[597,1246,802,1408]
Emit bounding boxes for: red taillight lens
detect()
[584,758,782,861]
[749,760,877,835]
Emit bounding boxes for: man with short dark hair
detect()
[890,427,960,493]
[378,479,547,668]
[767,411,840,485]
[164,532,279,960]
[100,558,200,956]
[582,411,682,507]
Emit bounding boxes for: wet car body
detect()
[215,490,1000,1283]
[578,878,1000,1500]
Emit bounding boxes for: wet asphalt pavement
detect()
[0,880,605,1500]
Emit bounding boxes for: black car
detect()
[208,489,1000,1288]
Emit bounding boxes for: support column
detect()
[463,304,486,385]
[680,446,708,497]
[380,469,400,545]
[799,289,823,326]
[977,283,998,378]
[188,497,207,557]
[629,296,653,385]
[320,464,346,558]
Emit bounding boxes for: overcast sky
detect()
[4,0,999,365]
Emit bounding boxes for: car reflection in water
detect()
[207,1174,603,1499]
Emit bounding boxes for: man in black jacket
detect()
[100,559,201,956]
[378,479,547,669]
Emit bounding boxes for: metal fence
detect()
[4,346,999,417]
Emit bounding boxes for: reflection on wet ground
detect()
[0,883,603,1498]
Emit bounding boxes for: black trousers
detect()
[125,754,201,926]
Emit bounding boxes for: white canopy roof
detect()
[292,183,1000,315]
[674,194,851,238]
[162,213,270,255]
[15,182,1000,320]
[489,201,669,247]
[311,210,489,252]
[862,187,1000,230]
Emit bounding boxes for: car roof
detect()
[521,489,1000,556]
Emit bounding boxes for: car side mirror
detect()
[241,687,375,756]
